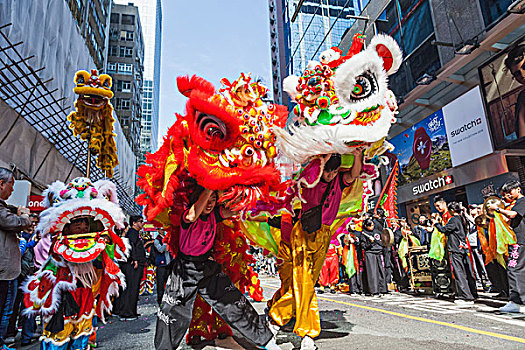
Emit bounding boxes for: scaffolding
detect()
[0,23,140,215]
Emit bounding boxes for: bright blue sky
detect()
[157,0,272,145]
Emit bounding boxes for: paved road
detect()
[16,276,525,349]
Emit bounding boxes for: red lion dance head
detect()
[136,74,287,229]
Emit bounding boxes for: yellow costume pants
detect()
[269,223,332,338]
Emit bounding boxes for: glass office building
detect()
[286,0,366,76]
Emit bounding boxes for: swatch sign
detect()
[442,87,493,167]
[412,175,454,196]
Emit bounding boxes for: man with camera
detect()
[0,168,32,349]
[413,215,433,246]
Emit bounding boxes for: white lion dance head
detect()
[23,177,129,322]
[277,33,402,164]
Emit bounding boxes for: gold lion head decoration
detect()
[67,70,118,177]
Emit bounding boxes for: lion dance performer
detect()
[136,73,288,349]
[260,33,403,349]
[185,220,264,345]
[22,178,129,350]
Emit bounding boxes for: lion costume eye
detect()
[241,145,254,157]
[74,71,90,86]
[350,73,376,101]
[196,113,227,141]
[99,74,112,89]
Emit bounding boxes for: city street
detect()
[0,1,524,350]
[18,276,525,350]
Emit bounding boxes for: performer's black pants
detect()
[349,270,362,294]
[154,254,273,350]
[114,262,144,318]
[508,244,525,305]
[485,261,509,295]
[155,265,171,305]
[383,247,393,286]
[364,251,386,295]
[391,250,409,290]
[450,252,478,301]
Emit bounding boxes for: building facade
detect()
[108,3,145,155]
[115,0,162,159]
[338,0,525,226]
[269,0,367,105]
[66,0,112,70]
[0,0,140,215]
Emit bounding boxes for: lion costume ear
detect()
[42,181,66,208]
[368,34,403,75]
[176,75,216,98]
[282,75,300,101]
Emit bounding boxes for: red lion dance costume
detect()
[136,73,287,345]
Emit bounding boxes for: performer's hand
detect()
[353,145,365,155]
[133,261,138,269]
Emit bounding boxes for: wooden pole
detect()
[86,123,91,178]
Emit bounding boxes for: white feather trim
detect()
[42,181,66,209]
[283,75,300,101]
[274,110,393,164]
[37,197,126,239]
[94,180,119,205]
[115,237,132,261]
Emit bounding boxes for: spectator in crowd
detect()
[4,228,39,346]
[345,220,363,295]
[0,167,31,350]
[434,196,452,224]
[267,254,277,277]
[489,180,525,312]
[466,204,490,292]
[361,218,386,297]
[113,215,146,320]
[413,215,433,246]
[153,229,173,305]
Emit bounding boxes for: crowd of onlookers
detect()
[251,248,277,277]
[253,179,525,313]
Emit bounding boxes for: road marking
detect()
[261,284,525,344]
[477,313,525,328]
